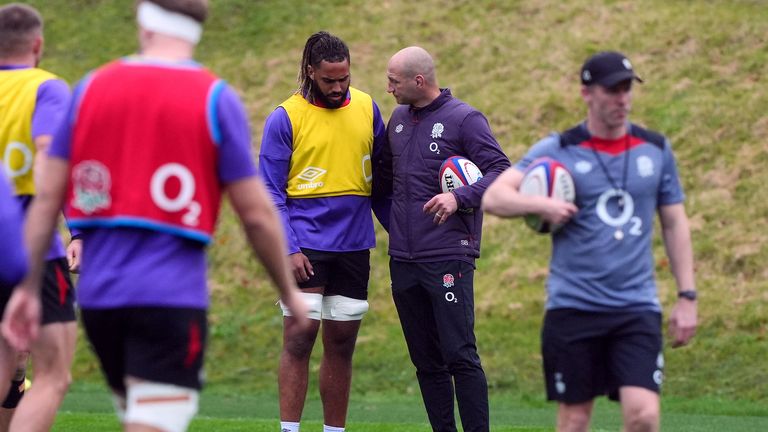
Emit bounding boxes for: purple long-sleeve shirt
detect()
[1,65,72,259]
[0,173,27,288]
[50,58,257,309]
[258,94,386,253]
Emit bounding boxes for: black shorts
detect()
[41,258,77,324]
[298,248,370,300]
[81,307,207,393]
[0,258,76,324]
[541,308,663,403]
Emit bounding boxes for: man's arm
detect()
[257,107,315,282]
[659,203,697,347]
[451,112,511,209]
[35,79,83,270]
[370,102,391,231]
[226,177,308,324]
[0,177,27,288]
[2,157,69,350]
[423,112,512,224]
[481,167,578,224]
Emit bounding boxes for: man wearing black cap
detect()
[482,51,697,432]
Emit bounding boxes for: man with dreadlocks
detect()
[258,31,386,432]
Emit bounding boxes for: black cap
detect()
[580,51,643,87]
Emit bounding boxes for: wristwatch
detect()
[677,290,698,301]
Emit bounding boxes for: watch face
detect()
[678,290,697,301]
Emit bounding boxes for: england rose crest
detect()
[71,160,112,214]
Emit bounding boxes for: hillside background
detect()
[31,0,767,410]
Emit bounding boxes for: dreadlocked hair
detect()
[297,31,350,102]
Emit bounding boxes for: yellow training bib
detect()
[281,87,374,198]
[0,68,59,195]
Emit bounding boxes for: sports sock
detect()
[280,421,300,432]
[1,369,26,409]
[323,425,344,432]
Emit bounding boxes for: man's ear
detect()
[580,85,591,101]
[307,65,315,81]
[415,74,424,88]
[32,35,43,57]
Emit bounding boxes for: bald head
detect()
[389,46,437,85]
[387,46,442,107]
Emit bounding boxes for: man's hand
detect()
[1,289,42,351]
[281,288,310,331]
[668,298,697,348]
[290,252,314,283]
[424,192,459,225]
[67,238,83,273]
[539,197,578,226]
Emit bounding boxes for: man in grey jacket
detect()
[373,46,510,432]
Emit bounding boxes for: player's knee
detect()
[280,292,323,321]
[125,382,198,432]
[624,404,659,432]
[321,295,368,321]
[284,333,317,359]
[558,404,592,432]
[31,369,72,397]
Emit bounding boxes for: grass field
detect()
[51,383,768,431]
[20,0,768,429]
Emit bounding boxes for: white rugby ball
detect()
[439,156,483,193]
[519,157,575,233]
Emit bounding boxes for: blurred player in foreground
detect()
[2,1,307,431]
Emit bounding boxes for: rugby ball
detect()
[519,157,575,233]
[439,156,483,193]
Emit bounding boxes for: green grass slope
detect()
[29,0,768,408]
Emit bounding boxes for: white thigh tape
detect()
[322,295,369,321]
[280,292,323,320]
[125,382,198,432]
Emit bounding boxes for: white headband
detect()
[137,1,202,44]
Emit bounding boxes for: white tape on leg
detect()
[322,295,369,321]
[280,292,323,320]
[125,382,198,432]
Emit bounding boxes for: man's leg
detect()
[619,387,659,432]
[318,319,361,428]
[557,401,595,432]
[123,377,199,432]
[8,258,77,431]
[427,261,488,432]
[0,339,16,417]
[391,259,457,432]
[8,321,76,432]
[610,312,663,432]
[542,309,611,432]
[279,291,322,425]
[316,250,370,430]
[0,352,28,431]
[121,308,206,432]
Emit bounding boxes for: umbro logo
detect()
[296,166,326,191]
[297,166,327,182]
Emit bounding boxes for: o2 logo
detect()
[595,189,642,237]
[150,163,200,226]
[362,154,372,183]
[3,141,33,178]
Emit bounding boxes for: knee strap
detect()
[322,295,369,321]
[125,382,198,432]
[280,292,323,321]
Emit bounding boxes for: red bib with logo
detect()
[66,60,222,244]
